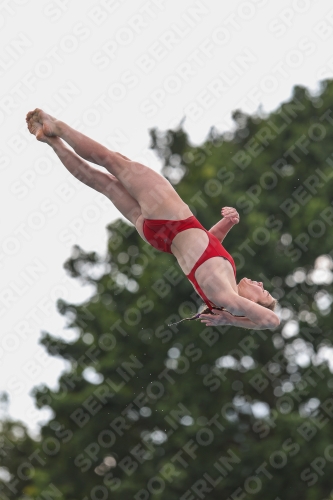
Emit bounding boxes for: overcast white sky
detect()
[1,0,333,437]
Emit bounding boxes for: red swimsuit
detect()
[143,216,236,310]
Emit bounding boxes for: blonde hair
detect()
[257,298,278,311]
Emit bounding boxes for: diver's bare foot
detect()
[26,118,48,142]
[26,117,56,144]
[26,108,60,137]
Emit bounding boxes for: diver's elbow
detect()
[265,315,280,329]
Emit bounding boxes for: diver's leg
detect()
[26,119,142,226]
[27,108,192,220]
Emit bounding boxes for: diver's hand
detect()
[221,207,239,224]
[199,309,234,326]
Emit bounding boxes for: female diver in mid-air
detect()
[26,108,279,330]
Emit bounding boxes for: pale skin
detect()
[26,109,280,330]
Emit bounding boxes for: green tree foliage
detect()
[1,81,333,499]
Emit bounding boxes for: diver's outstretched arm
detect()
[200,309,278,330]
[217,295,280,329]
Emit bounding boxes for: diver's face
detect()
[238,278,273,306]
